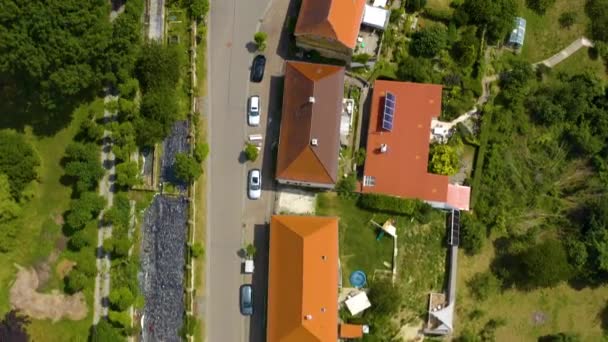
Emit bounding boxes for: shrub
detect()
[254,32,268,52]
[244,143,259,162]
[108,310,131,328]
[355,148,366,165]
[428,144,459,176]
[352,53,371,64]
[68,230,94,251]
[461,212,486,255]
[558,11,576,29]
[115,161,140,188]
[526,0,556,15]
[109,287,135,311]
[193,143,209,163]
[468,272,502,300]
[357,193,427,216]
[190,243,204,258]
[405,0,427,12]
[65,269,88,293]
[174,153,202,183]
[335,174,357,198]
[410,25,448,58]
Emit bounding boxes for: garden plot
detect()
[140,195,188,342]
[160,120,190,192]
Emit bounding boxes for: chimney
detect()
[308,96,316,104]
[380,144,388,153]
[305,314,313,320]
[311,138,318,146]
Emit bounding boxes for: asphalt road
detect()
[205,0,274,341]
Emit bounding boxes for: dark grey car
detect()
[250,55,266,83]
[240,284,253,316]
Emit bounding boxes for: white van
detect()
[248,96,260,126]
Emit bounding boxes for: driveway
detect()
[204,0,285,341]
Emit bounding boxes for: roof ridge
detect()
[307,144,334,184]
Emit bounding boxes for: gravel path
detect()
[140,195,188,342]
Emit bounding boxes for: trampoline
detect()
[349,270,367,288]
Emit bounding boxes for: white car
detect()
[248,169,262,199]
[248,96,260,126]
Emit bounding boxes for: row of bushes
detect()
[357,193,432,217]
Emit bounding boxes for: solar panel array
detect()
[382,92,396,131]
[448,210,461,246]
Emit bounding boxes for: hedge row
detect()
[357,193,431,216]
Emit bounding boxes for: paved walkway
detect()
[93,94,117,324]
[537,37,594,68]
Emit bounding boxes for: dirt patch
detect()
[276,187,316,214]
[53,213,64,226]
[395,320,425,341]
[56,260,76,279]
[10,265,87,321]
[33,250,59,290]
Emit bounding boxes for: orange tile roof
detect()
[362,80,470,210]
[276,61,344,185]
[295,0,366,49]
[267,215,339,342]
[339,324,364,339]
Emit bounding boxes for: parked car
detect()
[240,284,253,316]
[248,169,262,199]
[250,55,266,83]
[248,96,260,126]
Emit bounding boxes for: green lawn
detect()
[552,47,607,80]
[456,239,608,341]
[316,193,447,320]
[426,0,454,12]
[166,7,192,120]
[518,0,589,63]
[0,99,103,339]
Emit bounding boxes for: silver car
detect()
[248,96,260,126]
[240,284,253,316]
[248,169,261,199]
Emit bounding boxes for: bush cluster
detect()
[357,193,430,216]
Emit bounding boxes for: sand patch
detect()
[10,265,87,321]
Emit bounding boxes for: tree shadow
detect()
[246,42,258,54]
[598,302,608,333]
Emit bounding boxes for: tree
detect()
[0,0,112,112]
[397,55,433,83]
[461,213,486,255]
[354,148,366,165]
[254,32,268,52]
[108,310,131,328]
[429,144,459,175]
[451,26,479,67]
[65,269,88,293]
[68,229,94,251]
[76,253,97,276]
[519,239,573,288]
[109,287,135,311]
[586,0,608,42]
[468,272,502,300]
[410,26,448,58]
[405,0,427,12]
[335,174,357,198]
[65,192,106,230]
[64,142,104,194]
[194,143,210,163]
[106,236,132,258]
[0,130,40,199]
[189,0,210,19]
[136,43,182,91]
[116,161,140,188]
[456,0,518,43]
[0,310,30,342]
[191,243,204,258]
[118,78,139,100]
[174,153,202,183]
[538,332,581,342]
[526,0,556,14]
[558,11,576,29]
[136,89,179,146]
[244,143,259,162]
[0,174,20,224]
[79,118,104,143]
[90,319,122,342]
[245,243,257,258]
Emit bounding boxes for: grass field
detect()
[426,0,453,12]
[0,99,103,340]
[316,193,447,320]
[456,239,608,341]
[552,47,607,80]
[166,7,192,120]
[518,0,590,63]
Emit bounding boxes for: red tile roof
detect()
[362,80,470,210]
[267,215,339,342]
[295,0,366,49]
[276,61,344,185]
